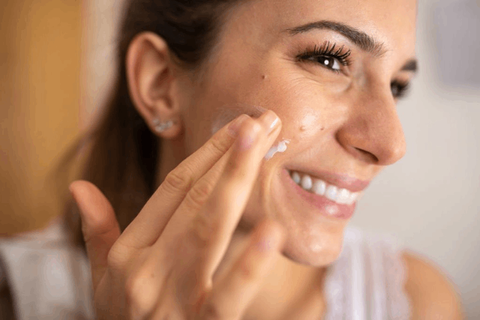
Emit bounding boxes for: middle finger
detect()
[170,111,282,281]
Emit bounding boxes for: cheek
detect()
[210,108,239,136]
[198,56,350,148]
[256,74,344,141]
[210,103,270,137]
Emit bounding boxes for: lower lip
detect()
[280,168,356,220]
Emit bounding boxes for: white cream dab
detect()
[264,139,290,160]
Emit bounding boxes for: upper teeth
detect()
[289,170,362,205]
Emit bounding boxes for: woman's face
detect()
[180,0,417,266]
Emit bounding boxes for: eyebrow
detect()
[400,59,418,73]
[285,20,418,73]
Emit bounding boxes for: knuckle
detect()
[125,274,156,317]
[106,242,127,270]
[184,179,214,210]
[209,133,230,155]
[249,120,264,136]
[163,167,194,193]
[188,214,218,248]
[106,238,141,272]
[224,154,242,173]
[238,118,262,138]
[125,274,141,302]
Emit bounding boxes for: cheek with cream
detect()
[208,102,347,266]
[264,139,291,160]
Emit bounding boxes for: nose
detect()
[336,88,407,166]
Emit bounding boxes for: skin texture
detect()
[125,0,464,318]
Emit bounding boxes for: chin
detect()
[280,225,346,267]
[241,204,348,267]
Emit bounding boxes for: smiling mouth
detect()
[286,169,364,205]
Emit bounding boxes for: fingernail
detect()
[262,111,280,135]
[227,114,250,138]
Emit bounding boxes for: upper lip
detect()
[285,166,371,193]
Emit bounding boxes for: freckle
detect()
[321,127,325,131]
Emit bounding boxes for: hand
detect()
[69,110,286,320]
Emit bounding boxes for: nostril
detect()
[354,147,379,164]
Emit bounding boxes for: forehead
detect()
[226,0,417,57]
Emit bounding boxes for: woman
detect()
[3,0,463,319]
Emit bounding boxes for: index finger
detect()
[117,113,251,250]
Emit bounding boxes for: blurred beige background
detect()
[0,0,478,318]
[0,0,81,234]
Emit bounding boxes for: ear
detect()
[126,31,183,139]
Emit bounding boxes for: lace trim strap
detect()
[323,227,412,320]
[376,234,412,320]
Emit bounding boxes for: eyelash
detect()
[296,41,411,99]
[296,41,352,74]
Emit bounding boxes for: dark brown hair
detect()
[51,0,240,254]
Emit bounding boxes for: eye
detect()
[391,80,411,99]
[317,56,341,71]
[296,42,352,75]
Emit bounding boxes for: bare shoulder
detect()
[401,250,465,320]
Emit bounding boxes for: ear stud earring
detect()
[153,118,177,133]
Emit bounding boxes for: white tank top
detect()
[0,219,411,320]
[324,226,412,320]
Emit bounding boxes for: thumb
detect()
[69,180,121,292]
